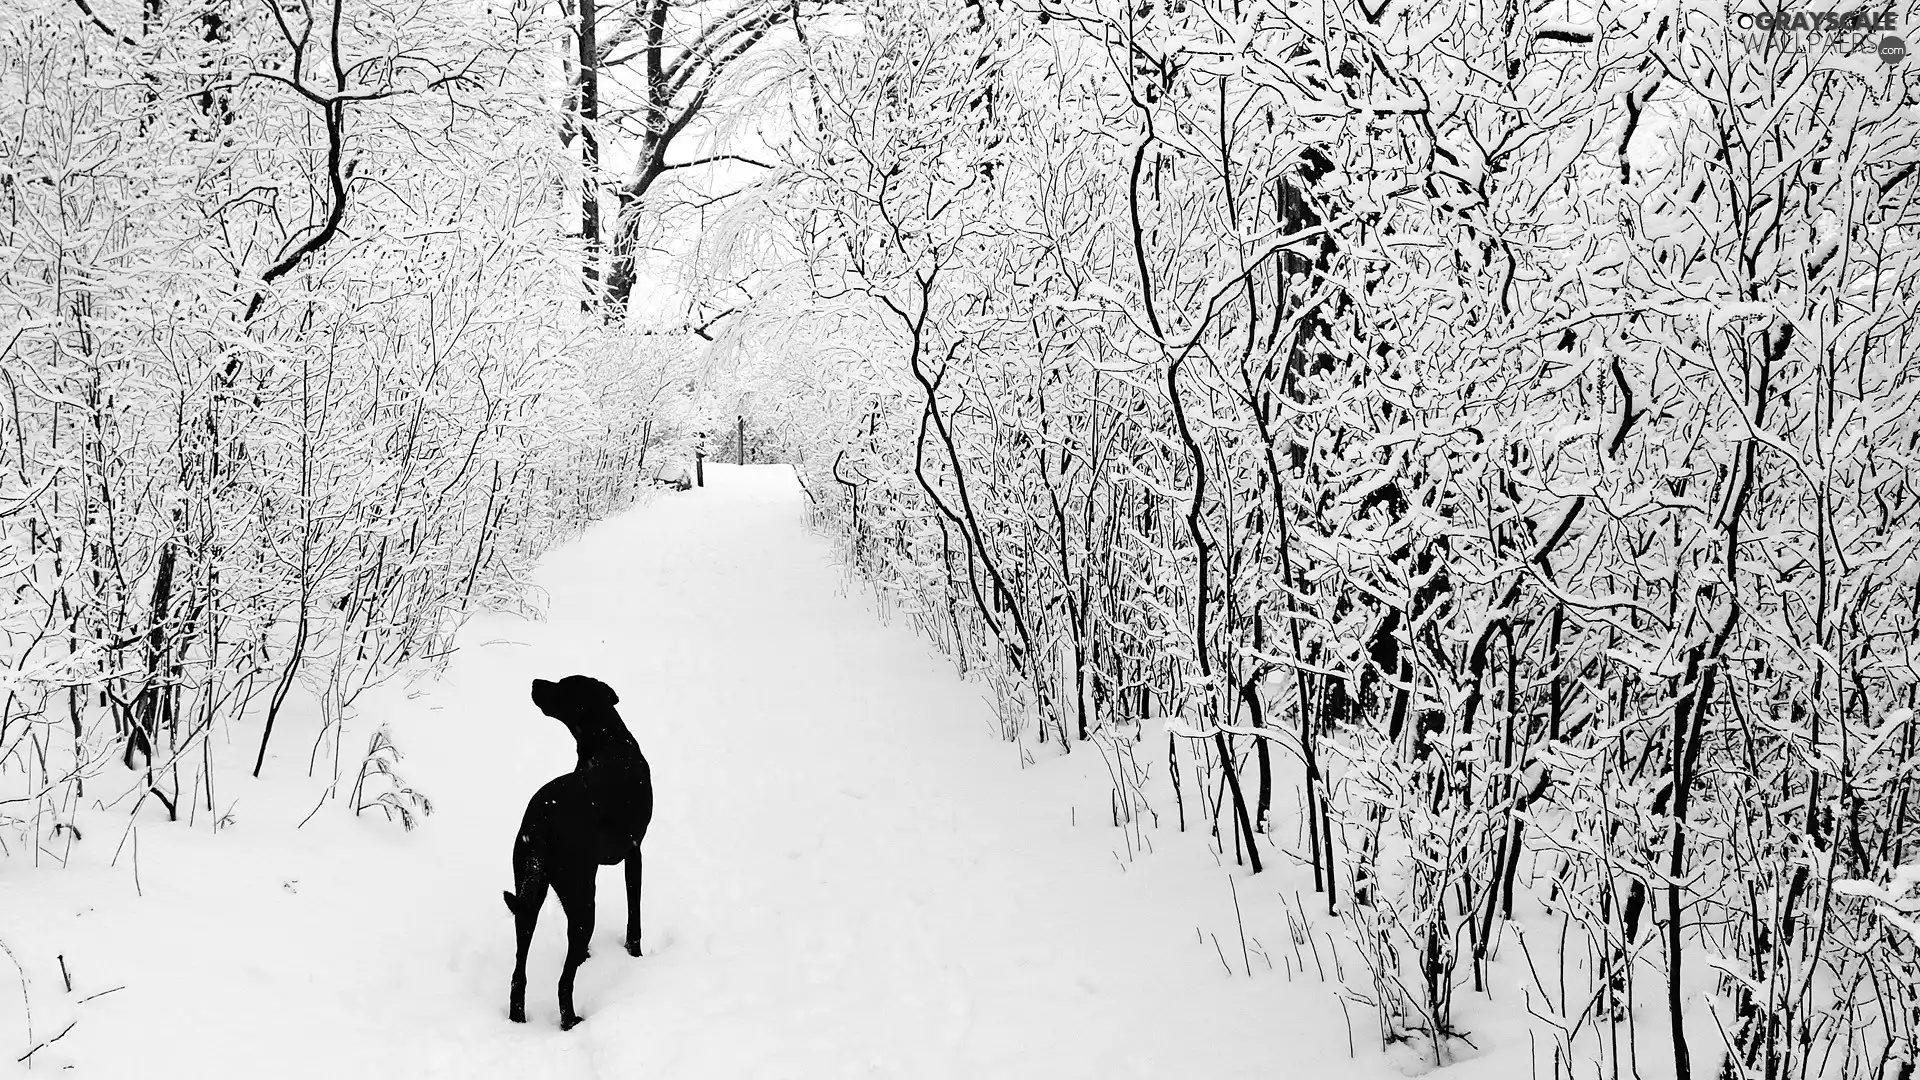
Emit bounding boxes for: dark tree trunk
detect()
[577,0,602,308]
[601,0,791,317]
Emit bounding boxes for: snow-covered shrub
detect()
[0,0,666,845]
[768,0,1920,1074]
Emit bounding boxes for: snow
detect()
[2,465,1392,1079]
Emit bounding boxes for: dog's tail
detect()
[502,890,518,915]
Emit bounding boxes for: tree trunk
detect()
[577,0,601,307]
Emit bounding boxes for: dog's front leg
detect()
[624,849,644,956]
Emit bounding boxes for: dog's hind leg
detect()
[623,848,644,956]
[505,872,547,1024]
[553,868,595,1031]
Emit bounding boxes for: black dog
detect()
[504,675,654,1029]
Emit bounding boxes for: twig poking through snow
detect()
[1209,933,1232,976]
[1301,905,1327,981]
[0,935,28,1057]
[1229,876,1251,977]
[1248,935,1272,971]
[15,1020,76,1063]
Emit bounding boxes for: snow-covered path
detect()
[6,466,1382,1079]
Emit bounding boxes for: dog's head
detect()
[530,675,620,727]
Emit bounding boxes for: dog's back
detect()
[516,709,652,866]
[512,767,648,870]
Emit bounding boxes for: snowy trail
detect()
[6,466,1386,1080]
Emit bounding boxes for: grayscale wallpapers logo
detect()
[1734,5,1907,63]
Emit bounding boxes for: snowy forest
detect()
[4,0,1919,1076]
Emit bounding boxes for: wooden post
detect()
[695,447,705,487]
[737,414,746,465]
